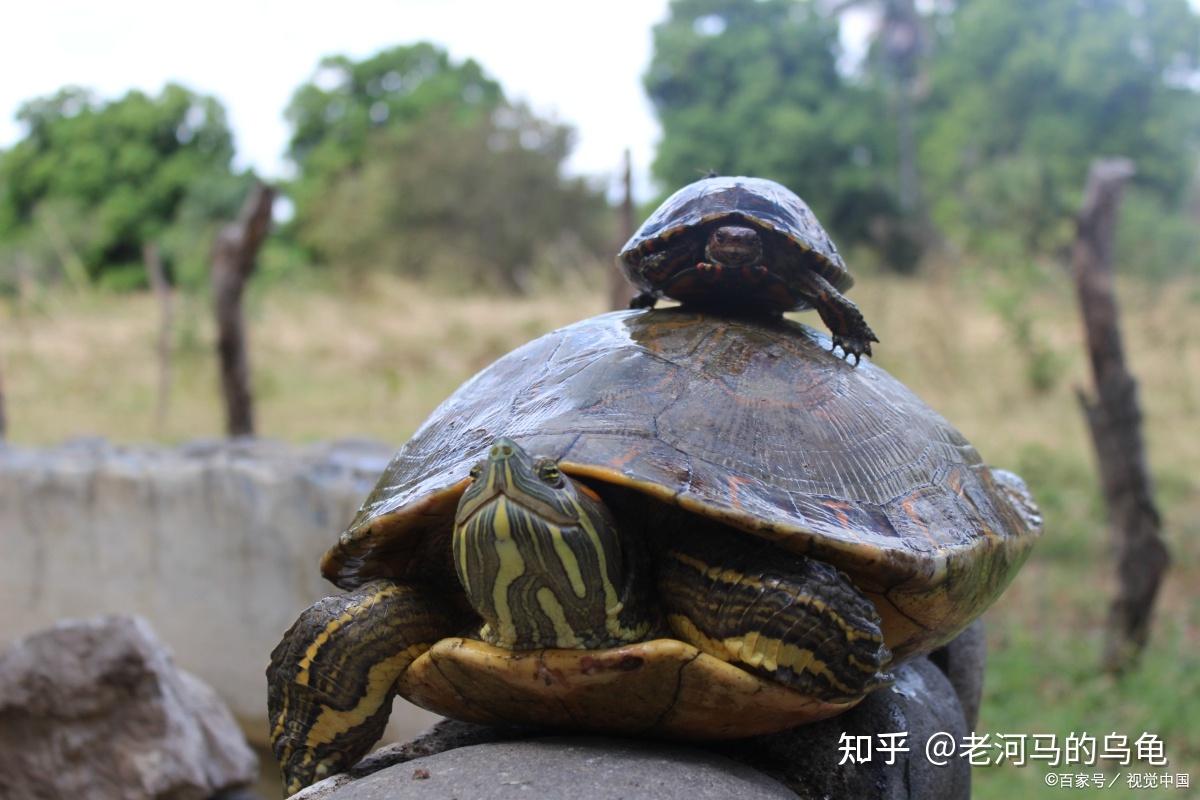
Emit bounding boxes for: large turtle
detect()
[618,175,878,362]
[267,310,1041,794]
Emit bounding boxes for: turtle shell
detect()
[618,176,852,301]
[324,308,1041,661]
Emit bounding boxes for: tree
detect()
[285,44,503,229]
[286,44,609,289]
[300,105,609,291]
[919,0,1200,265]
[0,84,249,287]
[829,0,928,219]
[644,0,904,263]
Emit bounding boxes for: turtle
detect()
[618,175,878,363]
[266,309,1041,794]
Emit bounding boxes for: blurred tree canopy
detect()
[286,43,609,289]
[920,0,1200,264]
[3,3,1199,291]
[645,0,909,266]
[285,43,503,215]
[646,0,1200,277]
[0,84,251,290]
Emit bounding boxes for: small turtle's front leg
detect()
[629,291,659,309]
[267,579,456,795]
[794,270,879,365]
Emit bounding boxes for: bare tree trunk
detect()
[212,182,275,438]
[883,0,922,219]
[1069,158,1169,674]
[608,149,638,311]
[143,242,173,436]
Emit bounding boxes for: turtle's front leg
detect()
[267,579,456,795]
[658,529,892,703]
[794,270,879,364]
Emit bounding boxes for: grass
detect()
[2,267,1197,797]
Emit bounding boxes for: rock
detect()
[929,620,987,730]
[310,737,795,800]
[0,615,258,800]
[724,658,971,799]
[291,657,970,799]
[0,439,439,747]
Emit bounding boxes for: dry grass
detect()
[1,274,608,445]
[5,268,1195,465]
[2,268,1197,797]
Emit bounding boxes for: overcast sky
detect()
[0,0,685,200]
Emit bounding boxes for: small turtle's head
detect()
[705,224,762,267]
[453,438,651,650]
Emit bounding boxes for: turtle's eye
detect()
[468,463,483,480]
[536,460,563,487]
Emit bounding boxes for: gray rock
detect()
[724,658,970,799]
[0,439,439,747]
[929,620,987,730]
[0,614,258,800]
[292,658,970,799]
[313,738,795,800]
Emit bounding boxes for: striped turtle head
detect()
[453,438,651,650]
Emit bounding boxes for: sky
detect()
[0,0,682,200]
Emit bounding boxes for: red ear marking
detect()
[575,481,603,503]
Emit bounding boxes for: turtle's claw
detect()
[832,336,871,366]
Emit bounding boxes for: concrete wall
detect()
[0,438,440,746]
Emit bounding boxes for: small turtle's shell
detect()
[325,309,1041,661]
[618,176,851,304]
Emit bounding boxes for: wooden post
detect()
[143,242,173,436]
[1069,158,1169,673]
[212,182,275,438]
[608,149,638,311]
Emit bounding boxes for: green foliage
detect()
[1115,186,1200,281]
[285,44,503,225]
[159,170,256,290]
[0,84,248,287]
[972,256,1071,394]
[287,44,609,290]
[299,106,609,291]
[645,0,904,263]
[920,0,1200,270]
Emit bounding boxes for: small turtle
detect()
[619,175,878,363]
[267,310,1041,794]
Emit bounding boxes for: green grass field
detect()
[2,268,1196,797]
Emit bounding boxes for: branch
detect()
[212,182,276,438]
[1069,158,1169,673]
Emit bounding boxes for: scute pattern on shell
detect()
[619,176,852,291]
[332,310,1037,600]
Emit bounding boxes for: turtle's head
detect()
[453,438,651,650]
[705,224,762,267]
[456,438,584,528]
